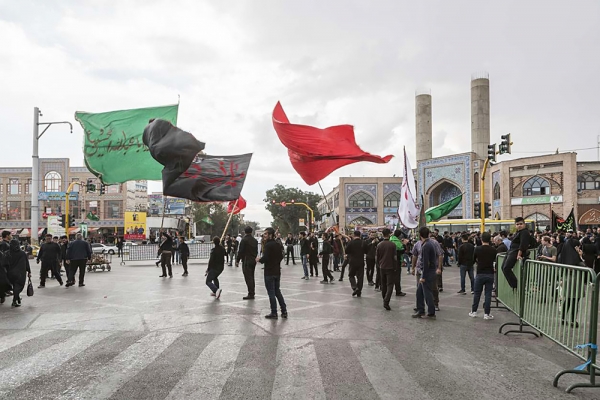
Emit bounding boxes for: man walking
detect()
[299,232,310,280]
[308,231,319,277]
[502,217,531,289]
[412,227,437,319]
[179,239,190,276]
[470,232,497,320]
[36,233,63,288]
[256,228,287,319]
[345,231,366,297]
[365,231,378,286]
[319,233,335,284]
[158,231,174,278]
[376,228,398,310]
[66,233,92,287]
[390,230,407,296]
[237,226,258,299]
[457,233,475,294]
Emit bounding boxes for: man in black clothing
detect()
[256,227,287,319]
[284,233,296,265]
[502,217,531,289]
[0,230,12,301]
[237,226,258,299]
[158,231,173,278]
[308,231,319,277]
[179,239,190,276]
[345,230,366,297]
[66,233,92,287]
[365,232,378,286]
[470,232,498,319]
[299,232,310,279]
[376,228,397,310]
[319,233,335,284]
[457,233,475,294]
[36,234,63,288]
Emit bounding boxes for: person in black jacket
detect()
[257,228,287,319]
[66,233,92,287]
[365,232,378,286]
[457,233,475,294]
[0,230,13,301]
[6,239,31,307]
[308,231,319,277]
[206,236,226,298]
[285,233,296,265]
[36,234,63,288]
[237,226,258,299]
[502,217,531,289]
[345,230,366,297]
[179,239,190,276]
[158,231,173,278]
[319,233,335,284]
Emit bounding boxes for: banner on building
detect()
[148,195,186,216]
[38,192,78,201]
[124,211,146,240]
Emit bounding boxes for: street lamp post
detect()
[31,107,73,245]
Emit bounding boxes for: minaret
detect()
[415,90,432,162]
[471,73,490,160]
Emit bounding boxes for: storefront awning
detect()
[68,227,80,234]
[16,228,46,237]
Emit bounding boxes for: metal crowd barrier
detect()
[496,249,600,393]
[125,243,215,261]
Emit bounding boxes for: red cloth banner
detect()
[272,102,393,185]
[228,195,247,214]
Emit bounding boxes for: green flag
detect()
[75,104,179,184]
[425,193,463,223]
[201,216,214,225]
[86,211,100,221]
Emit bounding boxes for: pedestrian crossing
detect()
[0,329,586,400]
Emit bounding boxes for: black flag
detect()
[142,119,205,190]
[554,208,576,232]
[164,153,252,202]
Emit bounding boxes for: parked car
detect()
[91,243,118,254]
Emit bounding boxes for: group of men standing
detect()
[36,233,92,288]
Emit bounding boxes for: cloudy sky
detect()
[1,1,599,226]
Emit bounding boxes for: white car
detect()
[91,243,118,254]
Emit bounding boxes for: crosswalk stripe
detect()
[0,330,112,396]
[165,335,247,400]
[271,337,326,400]
[0,329,51,354]
[350,340,431,400]
[56,331,181,400]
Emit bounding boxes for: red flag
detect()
[227,195,247,214]
[272,102,393,185]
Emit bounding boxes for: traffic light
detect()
[487,144,496,162]
[58,214,65,228]
[69,214,76,227]
[86,179,96,193]
[290,199,295,204]
[99,184,106,195]
[484,202,491,219]
[499,133,512,154]
[474,202,481,219]
[271,199,276,205]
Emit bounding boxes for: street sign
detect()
[299,218,305,225]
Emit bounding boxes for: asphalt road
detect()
[0,257,598,399]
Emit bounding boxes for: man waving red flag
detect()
[228,195,247,214]
[272,102,393,185]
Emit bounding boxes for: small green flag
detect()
[86,211,100,221]
[75,104,179,184]
[425,194,463,223]
[201,216,214,225]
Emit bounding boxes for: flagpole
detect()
[317,181,335,231]
[220,199,238,242]
[159,196,167,232]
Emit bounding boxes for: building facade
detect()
[318,74,600,232]
[0,158,148,239]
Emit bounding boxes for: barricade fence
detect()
[125,243,306,262]
[496,250,600,393]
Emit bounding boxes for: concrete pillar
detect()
[415,93,432,162]
[471,76,490,160]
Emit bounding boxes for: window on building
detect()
[6,201,21,220]
[384,192,401,208]
[71,178,80,193]
[523,176,550,196]
[348,192,374,208]
[104,200,123,219]
[474,172,480,192]
[493,182,501,200]
[9,178,20,195]
[25,179,31,195]
[577,173,600,191]
[0,179,3,195]
[24,201,31,220]
[44,171,62,192]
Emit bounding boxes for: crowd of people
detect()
[3,218,597,323]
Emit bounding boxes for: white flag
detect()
[397,147,420,229]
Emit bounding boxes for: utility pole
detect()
[31,107,73,245]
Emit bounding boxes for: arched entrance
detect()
[428,180,463,219]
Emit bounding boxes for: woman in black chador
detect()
[7,239,31,307]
